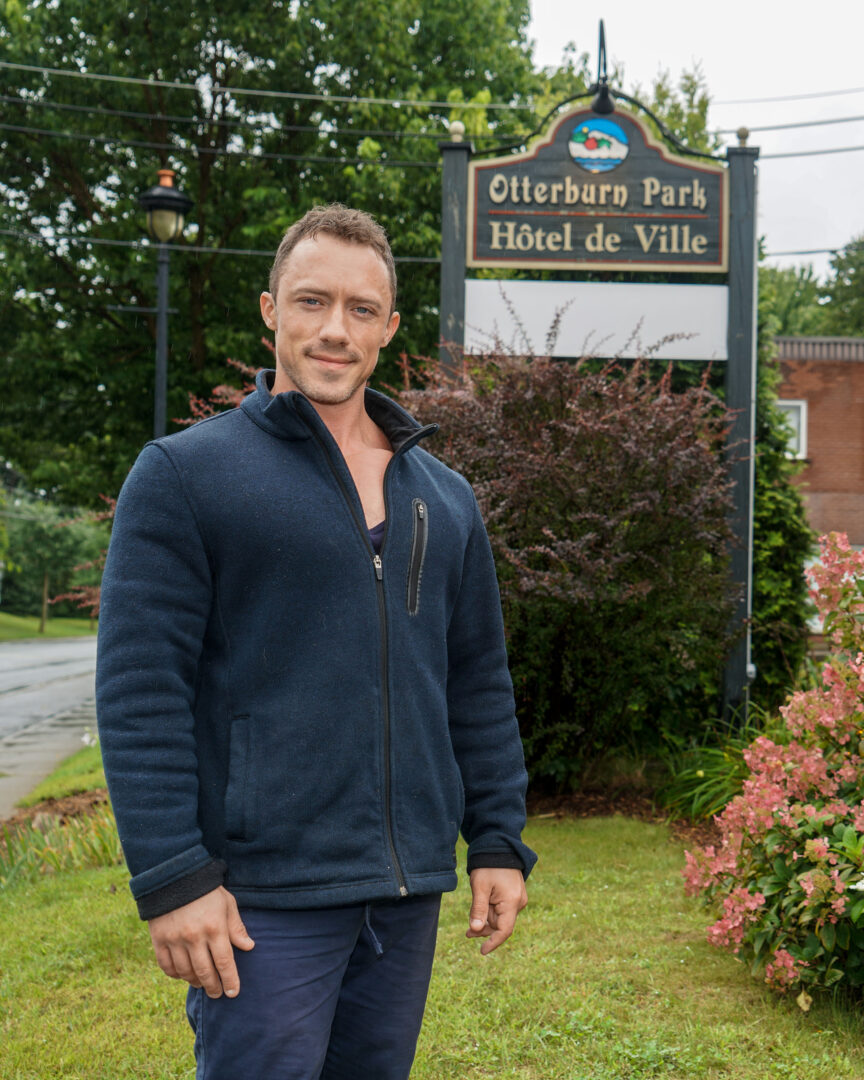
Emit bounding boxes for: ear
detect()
[382,310,400,347]
[260,292,277,331]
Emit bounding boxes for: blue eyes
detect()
[299,298,374,316]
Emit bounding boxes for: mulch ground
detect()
[1,788,110,832]
[527,790,721,849]
[1,787,720,851]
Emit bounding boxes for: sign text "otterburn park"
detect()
[467,108,728,273]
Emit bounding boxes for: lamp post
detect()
[138,169,193,438]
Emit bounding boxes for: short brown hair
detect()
[269,203,397,312]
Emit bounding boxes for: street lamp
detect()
[138,169,193,438]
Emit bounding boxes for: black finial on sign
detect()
[591,20,615,115]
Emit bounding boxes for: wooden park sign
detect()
[438,42,759,723]
[467,107,728,272]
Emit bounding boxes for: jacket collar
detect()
[240,369,437,454]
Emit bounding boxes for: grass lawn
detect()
[2,815,864,1079]
[0,611,97,642]
[16,745,105,807]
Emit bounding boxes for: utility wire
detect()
[0,226,441,262]
[5,58,864,116]
[6,90,864,157]
[7,119,862,163]
[714,85,864,105]
[0,93,515,141]
[3,226,844,266]
[764,247,842,256]
[0,59,526,110]
[717,114,864,135]
[760,143,864,159]
[0,122,440,168]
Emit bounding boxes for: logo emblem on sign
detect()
[568,118,629,173]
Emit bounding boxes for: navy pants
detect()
[186,893,442,1080]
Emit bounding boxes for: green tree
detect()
[1,495,108,630]
[759,264,827,336]
[0,0,538,505]
[819,235,864,335]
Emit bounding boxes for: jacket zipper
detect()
[307,429,409,898]
[407,499,428,616]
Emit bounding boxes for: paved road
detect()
[0,637,98,817]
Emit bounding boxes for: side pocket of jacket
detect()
[224,714,250,841]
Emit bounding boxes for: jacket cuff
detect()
[467,851,525,874]
[136,859,227,920]
[466,833,538,879]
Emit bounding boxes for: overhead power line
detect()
[3,226,845,267]
[0,93,514,141]
[0,121,440,168]
[4,59,864,119]
[717,113,864,135]
[6,117,862,164]
[0,225,441,262]
[0,59,525,110]
[760,143,864,159]
[714,85,864,105]
[764,247,841,256]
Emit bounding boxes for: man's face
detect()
[260,234,400,406]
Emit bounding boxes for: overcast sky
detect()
[526,0,864,280]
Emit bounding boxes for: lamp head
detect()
[138,170,194,243]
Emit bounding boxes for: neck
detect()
[310,394,382,453]
[269,372,387,453]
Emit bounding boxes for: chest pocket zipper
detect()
[407,498,428,616]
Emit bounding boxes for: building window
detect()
[776,399,808,459]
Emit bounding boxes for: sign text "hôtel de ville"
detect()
[467,109,728,272]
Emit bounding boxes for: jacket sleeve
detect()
[96,442,225,919]
[446,496,538,878]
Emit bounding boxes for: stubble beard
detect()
[277,350,368,406]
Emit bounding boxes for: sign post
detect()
[723,142,760,720]
[439,123,473,365]
[439,37,759,725]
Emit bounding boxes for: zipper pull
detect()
[373,554,383,580]
[417,502,425,518]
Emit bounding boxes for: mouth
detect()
[308,352,355,369]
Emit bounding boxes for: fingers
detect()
[467,890,490,938]
[167,942,203,989]
[153,942,180,980]
[148,887,252,998]
[188,942,230,999]
[226,896,256,953]
[478,903,518,956]
[466,868,528,955]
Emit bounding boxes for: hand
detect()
[466,867,528,956]
[148,886,255,999]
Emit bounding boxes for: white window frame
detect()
[776,399,808,460]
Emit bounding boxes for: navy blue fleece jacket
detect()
[96,371,537,918]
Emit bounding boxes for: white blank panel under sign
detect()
[463,281,729,360]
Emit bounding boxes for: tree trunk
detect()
[39,572,49,634]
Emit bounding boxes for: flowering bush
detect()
[684,533,864,1003]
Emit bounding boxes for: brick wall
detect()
[776,337,864,545]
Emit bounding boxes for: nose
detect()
[320,302,350,344]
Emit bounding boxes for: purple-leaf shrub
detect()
[396,351,736,784]
[685,533,864,1002]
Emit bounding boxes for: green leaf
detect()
[820,922,837,952]
[773,856,791,881]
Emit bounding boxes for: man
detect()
[96,203,536,1079]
